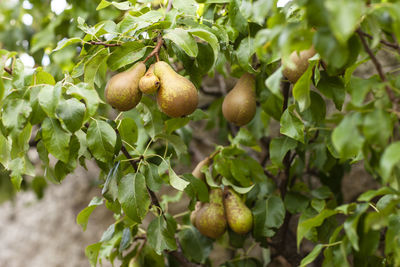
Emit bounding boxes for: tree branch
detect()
[356,29,397,107]
[358,30,400,50]
[143,35,164,63]
[3,67,12,75]
[87,41,121,47]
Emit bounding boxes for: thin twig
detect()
[87,41,121,47]
[143,35,164,63]
[3,67,12,75]
[166,0,173,12]
[356,29,397,108]
[358,30,400,50]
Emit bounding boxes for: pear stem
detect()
[143,35,164,63]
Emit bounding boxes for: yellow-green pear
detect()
[139,64,160,94]
[154,61,198,117]
[105,62,146,111]
[222,73,256,126]
[195,188,227,239]
[282,47,316,83]
[223,188,253,235]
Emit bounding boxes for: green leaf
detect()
[280,105,304,143]
[317,72,345,110]
[229,0,248,34]
[164,28,198,57]
[77,197,103,231]
[357,187,396,202]
[177,227,213,264]
[53,37,82,52]
[38,84,61,117]
[118,173,150,223]
[42,118,71,163]
[293,61,317,111]
[300,244,324,267]
[168,166,189,191]
[253,196,285,238]
[2,99,32,136]
[96,0,111,10]
[102,162,120,201]
[66,83,101,117]
[187,28,220,68]
[363,109,392,147]
[143,163,164,192]
[270,136,297,168]
[56,98,86,133]
[9,157,25,190]
[164,117,190,134]
[87,119,116,162]
[331,113,364,159]
[380,142,400,183]
[107,42,146,71]
[183,174,209,203]
[137,97,164,139]
[297,209,338,248]
[172,0,197,16]
[155,133,187,158]
[84,48,108,86]
[147,215,177,255]
[284,192,309,214]
[344,203,368,251]
[325,0,364,43]
[118,117,138,151]
[236,37,256,73]
[119,227,132,253]
[85,242,102,267]
[265,66,283,97]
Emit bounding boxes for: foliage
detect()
[1,0,400,266]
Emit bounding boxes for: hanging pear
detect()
[105,62,146,111]
[222,73,256,126]
[195,188,227,239]
[139,64,160,94]
[223,188,253,235]
[154,61,198,117]
[282,46,316,83]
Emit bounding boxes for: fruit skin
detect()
[139,64,160,94]
[223,188,253,235]
[282,47,316,84]
[222,73,256,126]
[154,61,198,117]
[105,62,146,111]
[195,188,227,239]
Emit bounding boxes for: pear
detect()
[223,188,253,235]
[105,62,146,111]
[154,61,198,117]
[192,157,211,181]
[222,73,256,126]
[128,257,140,267]
[195,188,227,239]
[139,64,160,94]
[282,47,316,83]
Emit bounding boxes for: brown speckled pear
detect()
[282,47,316,83]
[223,188,253,235]
[139,64,160,94]
[222,73,256,126]
[195,188,227,239]
[154,61,198,117]
[105,62,146,111]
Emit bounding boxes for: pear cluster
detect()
[190,157,253,239]
[105,61,198,117]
